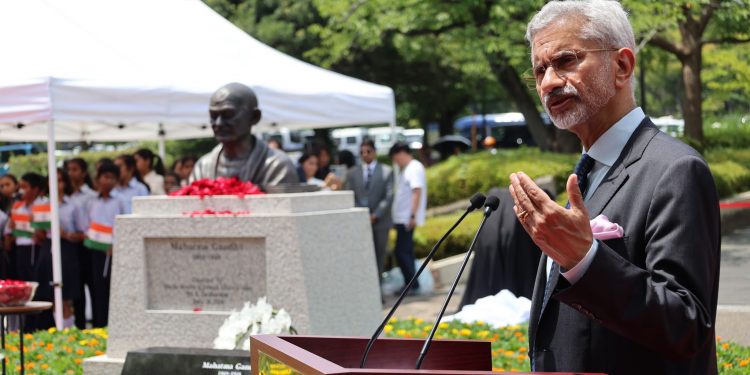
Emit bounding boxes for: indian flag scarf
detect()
[31,202,52,230]
[84,221,113,251]
[10,201,33,238]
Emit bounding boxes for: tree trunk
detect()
[552,129,581,153]
[486,54,554,151]
[681,50,703,143]
[437,112,455,137]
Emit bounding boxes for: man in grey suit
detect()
[344,138,394,281]
[509,1,720,374]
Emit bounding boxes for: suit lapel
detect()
[352,165,364,192]
[371,163,382,192]
[586,118,659,217]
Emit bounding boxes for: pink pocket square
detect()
[590,214,624,240]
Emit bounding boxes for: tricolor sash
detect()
[10,201,33,238]
[31,202,51,230]
[84,221,113,251]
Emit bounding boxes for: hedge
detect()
[426,148,578,208]
[6,149,136,177]
[426,147,750,209]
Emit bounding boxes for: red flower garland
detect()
[183,209,251,217]
[170,177,264,198]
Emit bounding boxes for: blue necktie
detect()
[574,153,596,198]
[543,152,596,303]
[365,165,373,190]
[534,153,596,370]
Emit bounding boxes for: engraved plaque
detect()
[144,238,266,311]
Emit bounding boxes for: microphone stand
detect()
[415,197,499,369]
[359,193,486,368]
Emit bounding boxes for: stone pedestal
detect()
[85,191,381,374]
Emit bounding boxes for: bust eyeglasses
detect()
[527,48,619,87]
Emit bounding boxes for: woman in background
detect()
[65,158,97,329]
[134,149,166,195]
[298,153,324,186]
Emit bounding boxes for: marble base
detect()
[85,191,381,374]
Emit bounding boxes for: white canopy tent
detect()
[0,0,395,328]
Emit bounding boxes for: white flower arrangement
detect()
[213,297,296,350]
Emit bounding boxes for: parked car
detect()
[453,112,551,148]
[651,115,684,138]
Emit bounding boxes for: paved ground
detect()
[385,221,750,345]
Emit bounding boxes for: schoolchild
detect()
[83,162,126,328]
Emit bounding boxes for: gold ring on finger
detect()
[518,209,529,222]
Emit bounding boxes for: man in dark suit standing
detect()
[509,1,720,374]
[345,138,394,282]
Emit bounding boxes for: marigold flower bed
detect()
[1,327,106,375]
[385,318,750,373]
[2,322,748,374]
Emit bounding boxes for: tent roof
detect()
[0,0,395,142]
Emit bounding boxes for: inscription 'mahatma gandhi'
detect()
[169,241,245,251]
[145,237,266,311]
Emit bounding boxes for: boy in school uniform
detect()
[83,162,126,328]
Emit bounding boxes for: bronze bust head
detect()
[209,82,261,157]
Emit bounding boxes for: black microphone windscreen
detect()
[484,195,500,211]
[469,193,486,210]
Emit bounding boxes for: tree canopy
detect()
[204,0,749,150]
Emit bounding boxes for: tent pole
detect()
[158,123,166,159]
[158,137,166,159]
[47,120,64,329]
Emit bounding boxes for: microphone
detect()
[359,192,486,368]
[415,195,500,369]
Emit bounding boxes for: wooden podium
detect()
[250,335,605,374]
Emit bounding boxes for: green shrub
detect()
[7,149,135,177]
[425,146,750,208]
[703,114,750,149]
[387,211,483,262]
[709,161,750,198]
[413,211,484,260]
[426,148,578,207]
[705,148,750,169]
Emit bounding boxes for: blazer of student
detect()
[345,162,394,227]
[529,118,721,374]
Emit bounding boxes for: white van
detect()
[331,127,370,156]
[257,128,315,152]
[366,126,405,154]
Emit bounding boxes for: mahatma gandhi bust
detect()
[190,83,298,187]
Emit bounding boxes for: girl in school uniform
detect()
[113,154,149,214]
[4,173,48,282]
[33,169,86,329]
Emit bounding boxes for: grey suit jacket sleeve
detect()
[373,166,394,220]
[555,154,720,361]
